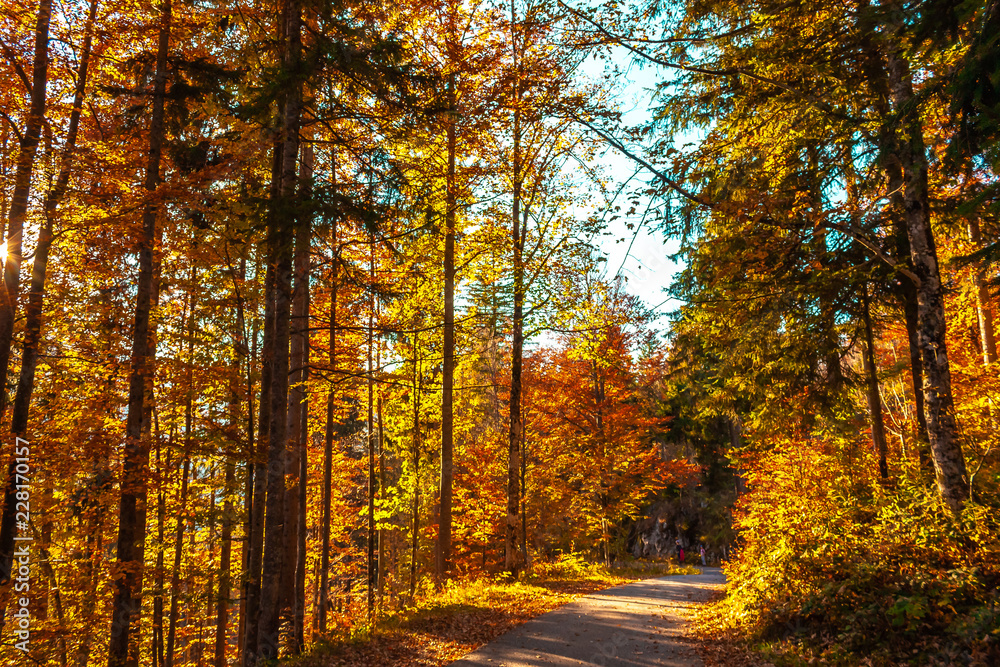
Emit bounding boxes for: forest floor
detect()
[285,560,709,666]
[689,589,774,667]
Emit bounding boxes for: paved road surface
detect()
[449,568,725,667]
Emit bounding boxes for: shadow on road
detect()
[448,568,725,666]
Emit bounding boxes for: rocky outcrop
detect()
[630,500,693,559]
[632,516,677,558]
[629,499,728,564]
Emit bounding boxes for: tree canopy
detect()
[0,0,997,664]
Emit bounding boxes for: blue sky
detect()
[585,50,684,329]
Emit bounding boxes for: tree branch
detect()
[0,36,32,95]
[558,0,854,121]
[565,111,710,207]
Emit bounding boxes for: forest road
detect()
[448,568,725,667]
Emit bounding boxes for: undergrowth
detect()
[695,438,1000,666]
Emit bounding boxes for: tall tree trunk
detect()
[409,328,421,600]
[246,247,278,663]
[890,168,932,463]
[366,235,376,619]
[861,284,889,478]
[37,489,67,666]
[294,156,312,650]
[884,35,969,512]
[318,212,337,633]
[214,456,235,667]
[107,2,171,663]
[506,7,524,574]
[246,0,302,658]
[203,473,216,665]
[0,125,8,232]
[242,256,270,666]
[295,382,308,646]
[256,0,301,655]
[238,260,259,666]
[377,331,386,601]
[153,436,169,667]
[291,141,312,651]
[0,0,96,609]
[216,290,244,667]
[0,0,52,594]
[76,519,104,667]
[217,251,247,667]
[164,456,190,667]
[900,271,932,460]
[519,419,528,567]
[438,72,456,582]
[256,0,302,656]
[167,289,196,667]
[281,167,306,641]
[136,243,163,662]
[506,196,524,574]
[77,293,116,667]
[0,0,51,432]
[860,0,932,461]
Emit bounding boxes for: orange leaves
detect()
[522,320,695,558]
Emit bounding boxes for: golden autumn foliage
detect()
[3,0,1000,663]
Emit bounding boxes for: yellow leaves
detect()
[707,419,1000,663]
